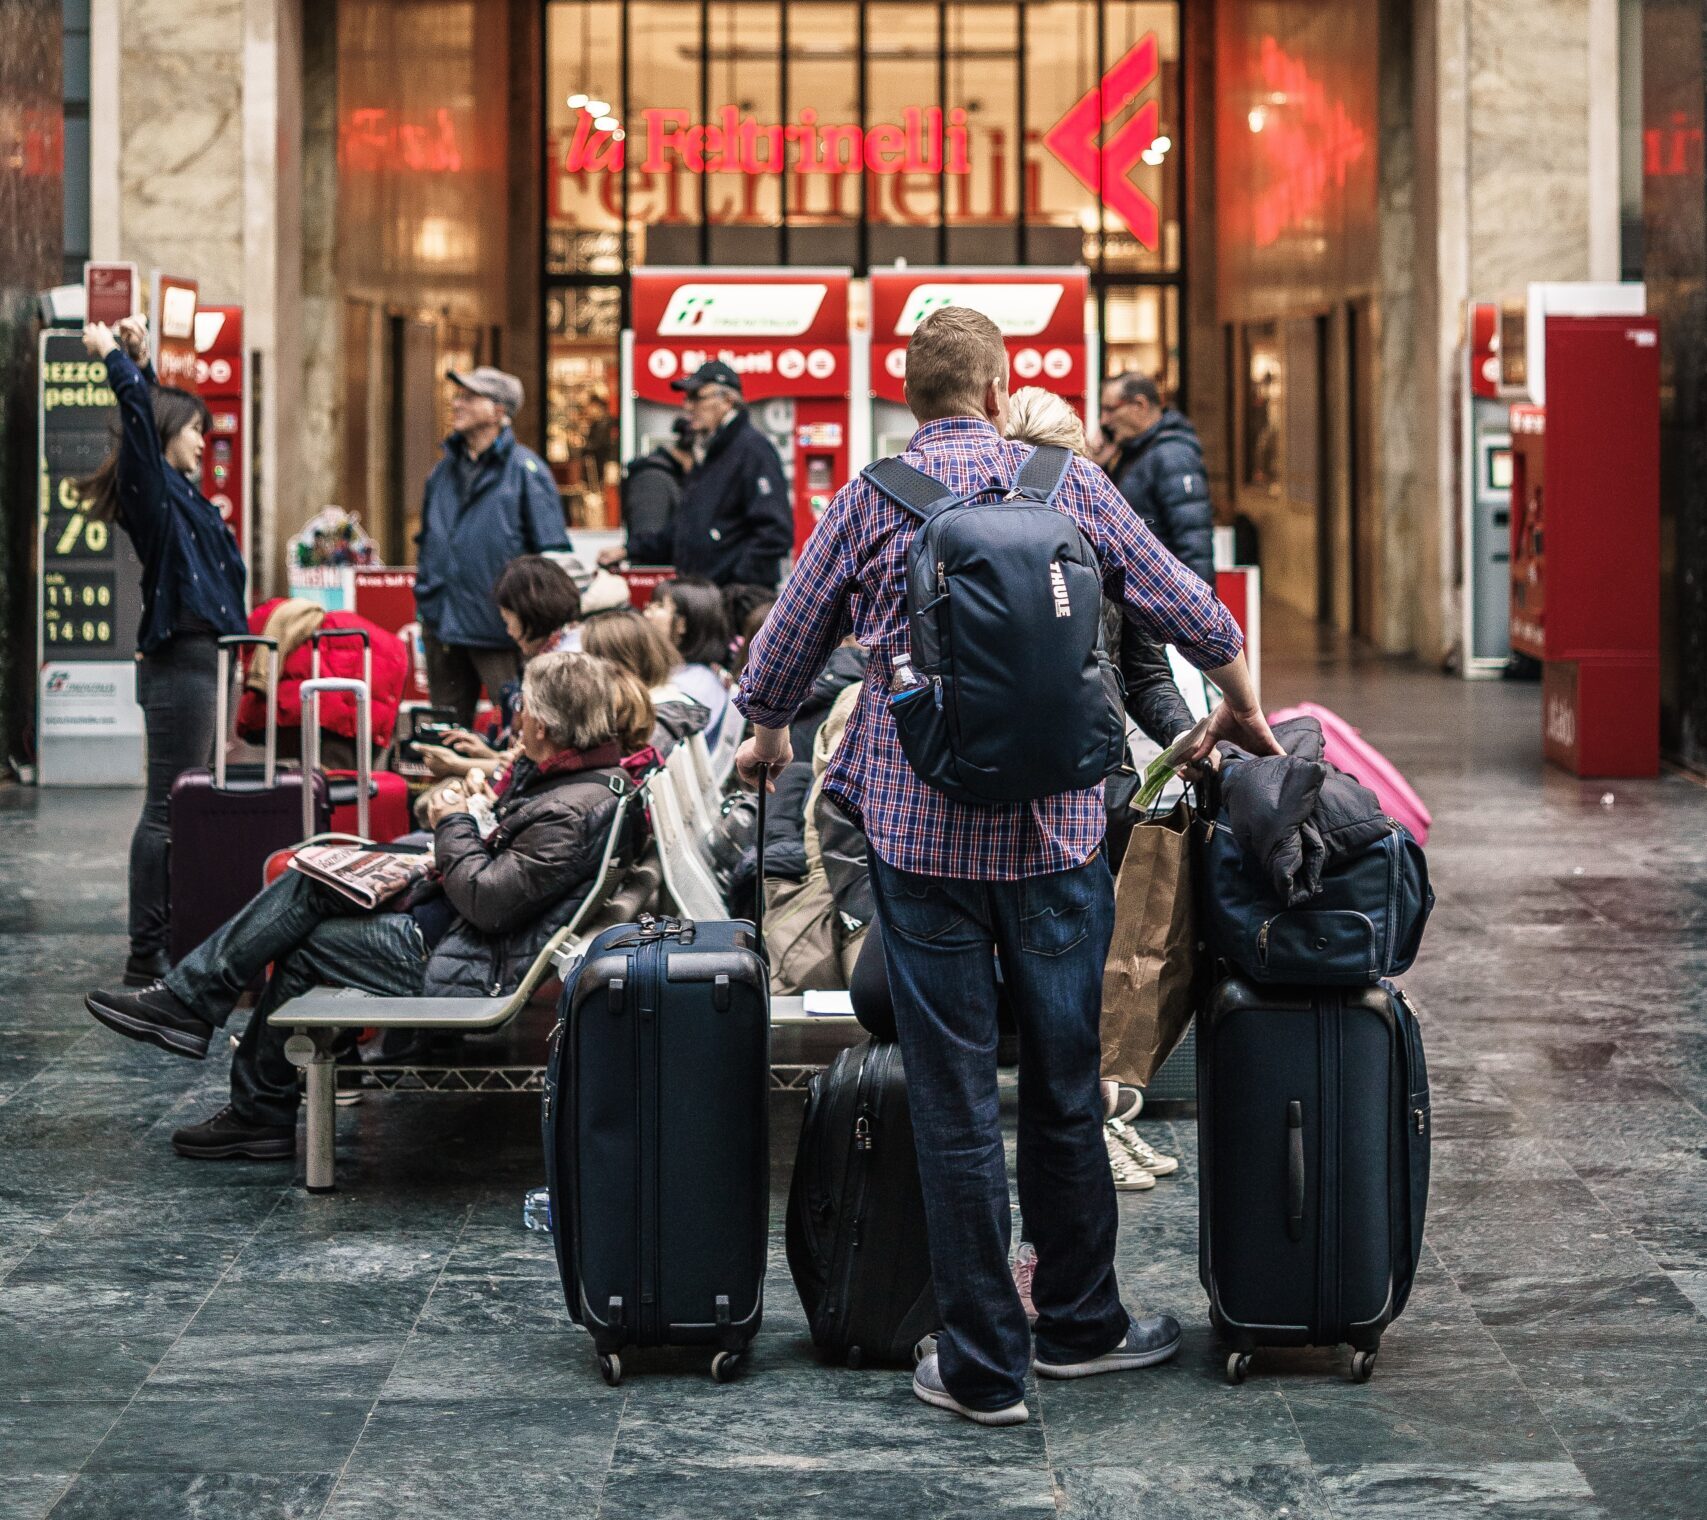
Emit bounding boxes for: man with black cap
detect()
[415,366,571,726]
[622,360,793,589]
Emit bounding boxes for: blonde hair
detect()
[905,306,1008,420]
[607,663,656,753]
[1006,387,1089,456]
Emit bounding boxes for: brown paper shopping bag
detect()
[1101,796,1200,1087]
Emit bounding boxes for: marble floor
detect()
[3,617,1705,1519]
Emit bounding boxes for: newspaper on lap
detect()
[289,843,431,910]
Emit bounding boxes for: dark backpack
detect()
[862,444,1126,806]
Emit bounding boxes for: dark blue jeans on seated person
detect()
[166,871,428,1127]
[868,851,1129,1412]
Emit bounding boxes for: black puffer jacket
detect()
[622,448,685,553]
[1218,717,1390,906]
[422,749,631,996]
[1109,409,1215,585]
[788,644,869,760]
[1101,601,1197,747]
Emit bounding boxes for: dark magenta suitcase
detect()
[168,636,330,964]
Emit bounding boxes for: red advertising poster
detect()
[629,268,852,405]
[83,262,138,326]
[869,268,1091,411]
[194,306,246,565]
[153,274,199,391]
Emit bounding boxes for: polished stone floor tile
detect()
[414,1273,570,1334]
[0,1474,72,1520]
[0,1402,127,1473]
[82,1398,372,1473]
[185,1278,431,1337]
[348,1395,623,1472]
[1576,1454,1707,1520]
[1054,1461,1331,1520]
[380,1329,608,1401]
[319,1469,604,1520]
[599,1465,1058,1520]
[1313,1461,1608,1518]
[137,1331,407,1402]
[1281,1378,1568,1466]
[44,1472,338,1520]
[0,1326,178,1402]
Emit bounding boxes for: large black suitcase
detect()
[1198,976,1430,1385]
[544,913,770,1385]
[169,635,330,964]
[786,1040,937,1366]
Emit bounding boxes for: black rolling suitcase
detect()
[1198,975,1430,1385]
[786,1040,937,1366]
[544,910,770,1385]
[168,635,330,963]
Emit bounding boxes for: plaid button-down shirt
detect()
[734,416,1244,880]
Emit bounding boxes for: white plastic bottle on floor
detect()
[523,1185,553,1233]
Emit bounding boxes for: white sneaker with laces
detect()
[1104,1121,1155,1189]
[1108,1117,1179,1177]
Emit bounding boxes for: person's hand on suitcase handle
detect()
[735,725,793,793]
[1189,652,1285,764]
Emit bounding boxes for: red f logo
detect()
[1043,34,1163,249]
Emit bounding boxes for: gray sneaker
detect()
[912,1353,1029,1426]
[1033,1315,1182,1379]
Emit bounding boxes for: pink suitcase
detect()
[1268,701,1432,845]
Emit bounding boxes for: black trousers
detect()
[130,634,220,959]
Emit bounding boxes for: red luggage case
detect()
[307,628,411,842]
[168,636,331,964]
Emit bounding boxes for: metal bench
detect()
[272,786,648,1190]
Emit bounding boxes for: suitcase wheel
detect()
[1350,1350,1377,1383]
[710,1351,744,1384]
[598,1353,622,1387]
[1226,1352,1253,1385]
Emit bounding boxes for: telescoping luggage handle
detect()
[215,635,279,790]
[309,626,373,689]
[299,677,372,840]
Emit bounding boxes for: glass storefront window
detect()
[709,1,784,263]
[1102,284,1179,395]
[787,2,860,266]
[946,2,1018,266]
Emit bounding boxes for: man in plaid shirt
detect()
[736,307,1278,1426]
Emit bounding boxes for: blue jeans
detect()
[166,871,427,1126]
[869,851,1129,1412]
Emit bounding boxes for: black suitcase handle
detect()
[1285,1100,1305,1242]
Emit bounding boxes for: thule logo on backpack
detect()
[1049,561,1071,618]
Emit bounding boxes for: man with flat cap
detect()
[414,366,571,726]
[621,359,793,589]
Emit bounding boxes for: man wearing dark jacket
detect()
[82,652,632,1160]
[1100,374,1215,586]
[415,367,571,726]
[621,415,695,557]
[627,360,793,588]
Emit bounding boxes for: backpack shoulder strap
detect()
[1007,443,1075,505]
[860,457,963,523]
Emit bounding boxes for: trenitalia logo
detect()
[658,283,828,337]
[895,283,1064,338]
[1041,35,1163,248]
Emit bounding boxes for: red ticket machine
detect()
[194,305,248,573]
[1509,316,1660,777]
[868,267,1091,456]
[626,268,853,555]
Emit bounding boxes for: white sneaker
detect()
[1104,1121,1155,1189]
[1108,1117,1179,1177]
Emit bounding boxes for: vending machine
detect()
[1508,309,1660,777]
[194,305,249,573]
[1459,301,1513,676]
[867,267,1092,457]
[623,268,856,556]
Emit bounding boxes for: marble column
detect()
[0,0,63,754]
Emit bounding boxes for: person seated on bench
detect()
[581,606,711,754]
[83,651,636,1161]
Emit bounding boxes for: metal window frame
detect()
[539,0,1190,404]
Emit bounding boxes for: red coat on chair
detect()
[237,602,409,748]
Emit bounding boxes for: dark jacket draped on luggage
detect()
[630,408,792,588]
[414,427,570,649]
[421,747,629,996]
[1109,409,1215,585]
[1218,716,1391,906]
